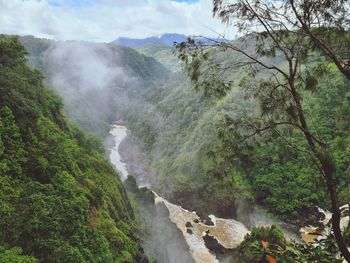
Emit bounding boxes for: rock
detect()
[186,221,193,228]
[135,247,149,263]
[203,232,226,254]
[187,228,193,234]
[299,206,325,226]
[203,216,214,226]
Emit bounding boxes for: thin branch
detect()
[290,0,350,80]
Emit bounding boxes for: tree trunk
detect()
[288,79,350,260]
[320,154,350,261]
[329,189,350,261]
[347,165,350,235]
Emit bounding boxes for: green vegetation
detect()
[0,35,146,262]
[208,64,350,221]
[239,225,341,262]
[0,247,37,263]
[136,42,181,72]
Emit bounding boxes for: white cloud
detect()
[0,0,234,42]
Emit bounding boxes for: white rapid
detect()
[108,125,249,263]
[109,125,129,181]
[154,192,248,263]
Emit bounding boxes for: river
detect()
[108,125,300,263]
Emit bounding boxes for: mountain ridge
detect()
[112,33,188,48]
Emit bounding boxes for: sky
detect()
[0,0,233,42]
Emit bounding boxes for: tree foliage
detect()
[0,35,146,262]
[239,225,342,262]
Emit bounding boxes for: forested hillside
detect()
[0,35,146,262]
[135,42,181,72]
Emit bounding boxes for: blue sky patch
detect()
[173,0,199,2]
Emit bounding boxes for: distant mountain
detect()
[112,33,188,48]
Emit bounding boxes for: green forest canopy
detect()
[0,35,146,263]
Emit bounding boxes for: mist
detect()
[42,41,137,135]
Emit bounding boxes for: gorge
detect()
[2,1,350,262]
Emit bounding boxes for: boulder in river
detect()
[186,221,193,228]
[203,231,228,254]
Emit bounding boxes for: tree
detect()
[239,225,286,262]
[0,106,25,176]
[0,35,27,68]
[239,225,342,262]
[176,0,350,260]
[0,247,37,263]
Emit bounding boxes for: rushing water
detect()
[109,125,129,181]
[108,124,302,263]
[154,192,248,263]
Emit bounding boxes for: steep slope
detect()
[0,35,146,262]
[135,42,181,72]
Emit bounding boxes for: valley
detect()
[16,32,350,262]
[2,1,350,262]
